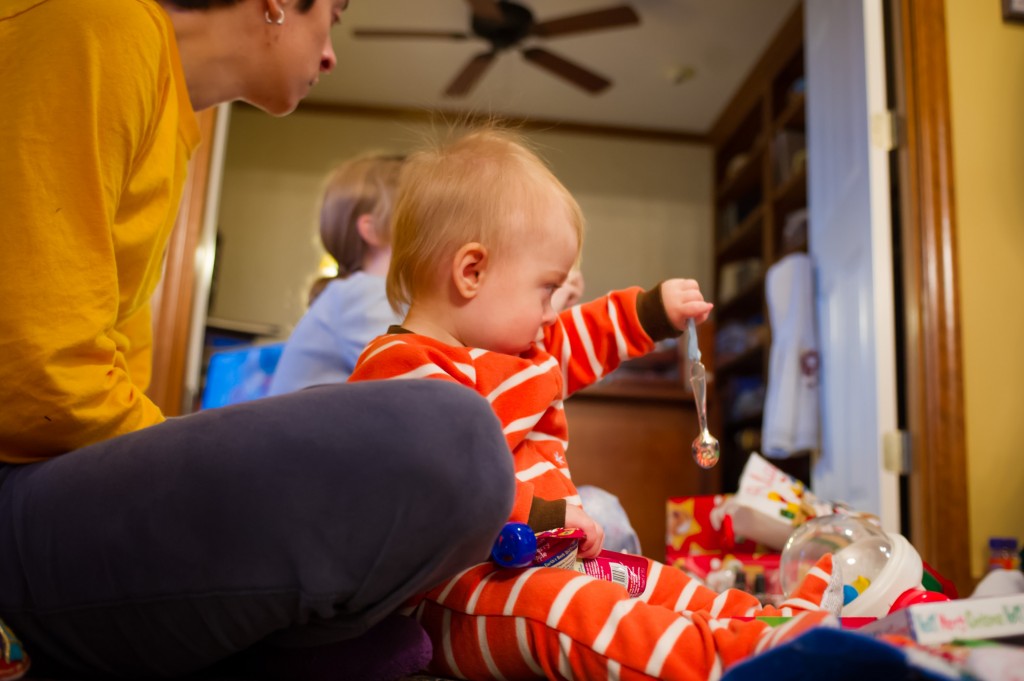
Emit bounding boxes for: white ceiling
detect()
[310,0,801,135]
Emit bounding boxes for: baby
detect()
[349,127,840,680]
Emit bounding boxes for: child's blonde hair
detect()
[316,152,404,275]
[387,126,585,310]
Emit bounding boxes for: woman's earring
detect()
[265,9,285,25]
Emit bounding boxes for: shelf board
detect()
[206,317,281,338]
[716,204,765,261]
[772,163,807,212]
[724,413,764,431]
[714,342,766,376]
[714,278,765,318]
[774,92,806,132]
[716,141,765,204]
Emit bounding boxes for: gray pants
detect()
[0,381,514,678]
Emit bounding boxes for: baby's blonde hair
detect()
[387,126,584,310]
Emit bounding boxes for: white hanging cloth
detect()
[761,253,820,458]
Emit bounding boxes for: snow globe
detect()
[780,513,928,617]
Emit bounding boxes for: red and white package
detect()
[533,528,649,598]
[575,551,649,598]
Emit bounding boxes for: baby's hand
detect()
[660,278,714,331]
[565,503,605,558]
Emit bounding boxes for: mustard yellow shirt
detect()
[0,0,200,462]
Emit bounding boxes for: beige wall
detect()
[945,0,1024,577]
[210,107,712,337]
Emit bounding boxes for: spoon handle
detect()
[686,319,701,363]
[690,360,709,433]
[687,320,709,431]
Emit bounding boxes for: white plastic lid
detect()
[840,532,923,618]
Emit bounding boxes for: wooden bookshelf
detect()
[708,4,811,492]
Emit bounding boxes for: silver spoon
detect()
[687,319,721,469]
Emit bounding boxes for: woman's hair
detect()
[387,126,584,311]
[164,0,316,9]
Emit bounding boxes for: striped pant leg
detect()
[637,559,763,617]
[410,561,836,681]
[639,554,839,618]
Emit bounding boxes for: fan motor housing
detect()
[471,1,534,49]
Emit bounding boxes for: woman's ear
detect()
[355,214,383,248]
[452,243,488,300]
[265,0,286,22]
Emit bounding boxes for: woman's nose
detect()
[321,41,337,73]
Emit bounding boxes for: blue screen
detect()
[200,342,285,409]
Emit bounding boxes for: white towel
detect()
[761,253,820,457]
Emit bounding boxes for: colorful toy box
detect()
[666,493,784,602]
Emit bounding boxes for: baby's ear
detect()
[452,242,488,300]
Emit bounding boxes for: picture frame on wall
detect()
[1004,0,1024,23]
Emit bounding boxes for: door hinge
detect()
[870,110,901,151]
[883,430,912,474]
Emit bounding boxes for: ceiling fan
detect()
[352,0,641,97]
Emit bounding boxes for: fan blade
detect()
[353,28,469,40]
[531,5,640,38]
[465,0,503,22]
[522,48,610,93]
[445,51,497,97]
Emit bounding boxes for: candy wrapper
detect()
[531,528,650,598]
[533,528,584,569]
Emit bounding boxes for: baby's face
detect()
[466,214,579,355]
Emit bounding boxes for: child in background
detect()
[349,127,842,680]
[550,267,585,311]
[269,154,405,395]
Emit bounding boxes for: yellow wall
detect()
[945,0,1024,577]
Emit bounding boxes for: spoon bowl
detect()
[691,430,721,469]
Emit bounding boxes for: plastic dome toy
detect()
[780,513,934,617]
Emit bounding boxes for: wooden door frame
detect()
[894,0,971,591]
[148,107,219,416]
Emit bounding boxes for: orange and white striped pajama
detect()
[406,555,838,680]
[350,287,838,679]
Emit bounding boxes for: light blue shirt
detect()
[268,272,403,395]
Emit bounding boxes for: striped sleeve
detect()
[541,287,657,397]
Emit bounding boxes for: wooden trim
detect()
[895,0,971,591]
[293,100,708,145]
[148,108,219,416]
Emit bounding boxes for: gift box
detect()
[725,452,842,550]
[861,593,1024,646]
[666,494,764,559]
[666,494,783,600]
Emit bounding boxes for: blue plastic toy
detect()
[491,522,537,568]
